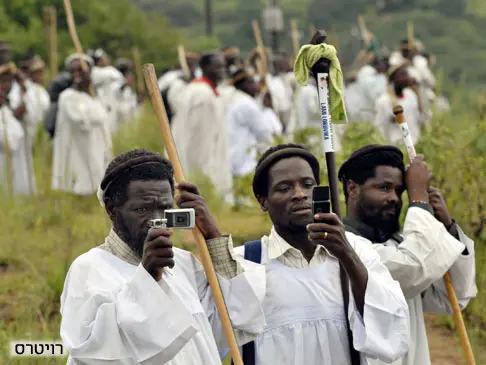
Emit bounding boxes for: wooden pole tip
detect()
[393,105,404,115]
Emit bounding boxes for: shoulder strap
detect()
[340,263,361,365]
[239,240,262,365]
[243,240,262,263]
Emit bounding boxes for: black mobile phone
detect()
[312,186,331,222]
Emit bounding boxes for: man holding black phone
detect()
[227,143,410,365]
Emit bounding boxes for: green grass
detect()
[0,90,485,364]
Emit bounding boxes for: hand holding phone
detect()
[312,186,331,222]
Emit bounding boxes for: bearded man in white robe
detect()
[225,144,410,365]
[60,149,266,364]
[339,145,477,365]
[0,62,34,196]
[171,52,233,204]
[51,54,112,196]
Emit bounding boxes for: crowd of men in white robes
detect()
[0,36,449,205]
[0,41,142,198]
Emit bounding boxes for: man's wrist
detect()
[408,188,429,203]
[205,229,222,241]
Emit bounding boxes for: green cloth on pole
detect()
[293,43,348,124]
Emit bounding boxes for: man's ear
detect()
[257,196,269,212]
[105,199,117,220]
[346,180,360,201]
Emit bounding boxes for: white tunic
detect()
[226,90,272,177]
[171,81,233,203]
[10,79,50,149]
[91,66,125,134]
[350,207,477,365]
[0,105,34,195]
[233,227,410,365]
[374,88,423,144]
[60,235,266,364]
[51,88,112,195]
[354,65,387,122]
[116,86,141,125]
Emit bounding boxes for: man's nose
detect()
[388,190,399,204]
[292,185,307,200]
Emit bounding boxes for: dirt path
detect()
[426,314,474,365]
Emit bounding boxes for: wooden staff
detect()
[393,105,476,365]
[407,22,415,51]
[290,19,300,62]
[309,24,317,39]
[357,15,372,48]
[177,45,191,79]
[132,46,144,95]
[43,6,58,83]
[62,0,95,97]
[142,63,244,365]
[50,7,59,80]
[251,20,268,75]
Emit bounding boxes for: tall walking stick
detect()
[309,30,341,217]
[62,0,95,97]
[393,105,476,365]
[295,30,360,365]
[132,46,144,95]
[142,64,244,365]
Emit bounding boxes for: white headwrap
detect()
[97,185,106,208]
[64,53,94,69]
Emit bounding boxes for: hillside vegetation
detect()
[132,0,486,89]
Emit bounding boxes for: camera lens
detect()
[176,215,187,224]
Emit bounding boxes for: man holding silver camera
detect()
[59,149,266,365]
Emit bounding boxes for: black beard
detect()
[357,194,401,239]
[115,215,146,258]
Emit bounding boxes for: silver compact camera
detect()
[148,208,196,230]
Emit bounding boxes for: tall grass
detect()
[0,90,485,364]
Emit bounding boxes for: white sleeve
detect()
[245,102,273,144]
[0,110,24,152]
[346,236,410,363]
[60,257,200,364]
[369,207,466,299]
[421,225,477,314]
[195,242,266,348]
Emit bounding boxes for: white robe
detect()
[171,81,233,203]
[10,79,50,149]
[60,233,266,365]
[51,88,112,196]
[0,105,34,195]
[349,207,477,365]
[352,65,387,122]
[116,86,141,125]
[232,228,410,365]
[374,88,423,144]
[158,70,185,91]
[167,77,188,117]
[226,90,273,177]
[91,66,125,134]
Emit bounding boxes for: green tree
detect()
[0,0,183,75]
